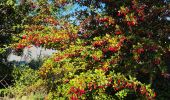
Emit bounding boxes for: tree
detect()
[0,0,32,88]
[12,0,170,99]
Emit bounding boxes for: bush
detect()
[0,65,47,99]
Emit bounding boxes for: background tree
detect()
[0,0,32,88]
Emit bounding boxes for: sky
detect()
[15,0,169,21]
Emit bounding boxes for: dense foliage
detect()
[0,0,170,100]
[0,0,32,88]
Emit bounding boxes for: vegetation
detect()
[0,0,170,99]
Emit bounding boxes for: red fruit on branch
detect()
[93,83,97,89]
[131,21,136,26]
[22,35,27,39]
[28,35,33,41]
[70,87,77,93]
[79,89,85,94]
[27,45,32,48]
[117,79,121,84]
[120,36,126,41]
[127,21,136,26]
[115,31,122,35]
[108,46,118,52]
[117,42,122,47]
[127,21,131,26]
[92,41,103,47]
[146,92,149,97]
[114,87,119,91]
[106,83,111,86]
[17,44,24,49]
[140,86,146,95]
[126,83,133,89]
[70,95,78,100]
[137,48,144,54]
[101,67,109,72]
[102,48,108,53]
[98,85,104,89]
[123,13,126,16]
[109,78,113,82]
[117,11,121,16]
[126,7,130,12]
[64,79,69,83]
[92,55,100,61]
[54,56,64,62]
[153,92,157,98]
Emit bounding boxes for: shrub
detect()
[0,65,47,99]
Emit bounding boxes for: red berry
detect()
[137,48,144,54]
[93,41,100,47]
[114,87,119,91]
[115,31,122,35]
[70,87,76,93]
[131,21,136,26]
[92,55,100,61]
[65,79,69,83]
[22,35,27,39]
[98,85,104,89]
[70,95,78,100]
[108,46,118,52]
[27,45,32,48]
[127,21,131,26]
[140,86,146,94]
[17,44,23,49]
[117,12,121,16]
[153,92,157,98]
[79,89,85,94]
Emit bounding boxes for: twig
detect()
[0,75,7,83]
[0,75,7,88]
